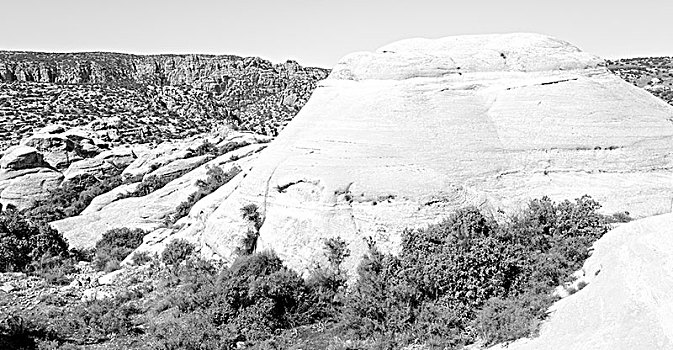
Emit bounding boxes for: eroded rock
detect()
[182,33,673,274]
[0,145,49,170]
[52,142,268,248]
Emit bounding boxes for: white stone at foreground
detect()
[489,213,673,350]
[174,33,673,274]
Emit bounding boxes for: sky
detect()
[1,0,672,68]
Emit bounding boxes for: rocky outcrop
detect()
[608,57,673,106]
[51,138,269,248]
[0,52,329,151]
[0,145,61,209]
[0,124,142,208]
[20,125,109,169]
[166,33,673,274]
[0,145,49,170]
[490,213,673,350]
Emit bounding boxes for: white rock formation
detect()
[490,213,673,350]
[184,33,673,273]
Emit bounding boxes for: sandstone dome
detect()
[159,33,673,272]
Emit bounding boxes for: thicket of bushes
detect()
[0,206,69,273]
[343,195,609,348]
[93,227,146,272]
[2,195,613,349]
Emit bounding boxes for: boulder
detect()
[95,145,145,168]
[21,133,79,169]
[142,154,214,183]
[216,131,272,153]
[20,125,109,169]
[130,148,264,258]
[62,158,115,182]
[121,133,266,182]
[181,33,673,274]
[121,142,196,182]
[0,168,63,209]
[0,146,49,170]
[60,146,139,186]
[490,214,673,350]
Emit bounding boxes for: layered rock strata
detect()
[163,33,673,273]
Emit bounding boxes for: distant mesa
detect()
[0,51,329,150]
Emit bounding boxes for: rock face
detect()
[179,33,673,273]
[0,145,62,209]
[0,145,49,170]
[491,213,673,350]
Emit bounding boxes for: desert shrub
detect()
[473,292,553,346]
[122,158,214,200]
[304,237,351,320]
[3,289,145,348]
[161,239,195,266]
[149,251,314,349]
[120,173,185,200]
[343,195,609,348]
[32,254,77,285]
[237,229,259,256]
[131,175,167,197]
[0,315,54,350]
[237,204,263,255]
[192,140,220,157]
[605,211,633,223]
[69,247,95,262]
[131,251,154,266]
[168,166,239,225]
[28,296,143,346]
[0,208,69,272]
[240,204,262,229]
[25,172,123,222]
[94,228,145,271]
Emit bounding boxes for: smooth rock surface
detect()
[0,168,63,209]
[490,214,673,350]
[188,33,673,273]
[142,154,214,183]
[62,158,116,182]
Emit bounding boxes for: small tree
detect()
[238,204,263,255]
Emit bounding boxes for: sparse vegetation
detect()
[1,195,613,349]
[168,165,239,226]
[605,211,633,223]
[238,204,263,255]
[23,171,123,222]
